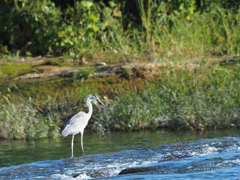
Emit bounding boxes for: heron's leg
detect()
[71,135,75,157]
[81,131,85,155]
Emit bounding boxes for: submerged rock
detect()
[118,165,165,175]
[73,165,164,178]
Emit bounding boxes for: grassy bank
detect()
[0,1,240,139]
[94,62,240,134]
[0,61,239,139]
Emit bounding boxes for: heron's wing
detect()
[62,112,86,136]
[65,112,85,126]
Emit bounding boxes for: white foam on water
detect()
[50,173,91,180]
[218,158,240,167]
[73,173,92,180]
[201,146,218,155]
[1,136,240,180]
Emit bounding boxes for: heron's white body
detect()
[61,112,88,136]
[61,95,104,157]
[61,99,93,137]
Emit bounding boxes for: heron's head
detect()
[88,95,105,110]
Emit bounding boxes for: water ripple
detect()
[0,136,239,179]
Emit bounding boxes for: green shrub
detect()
[0,93,60,139]
[94,63,240,134]
[73,67,96,81]
[0,62,239,139]
[1,1,239,61]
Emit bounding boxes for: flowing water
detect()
[0,130,239,179]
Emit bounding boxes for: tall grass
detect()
[1,2,239,61]
[92,3,240,63]
[0,63,239,139]
[108,0,240,61]
[0,84,95,139]
[0,94,60,139]
[93,63,240,134]
[149,5,240,61]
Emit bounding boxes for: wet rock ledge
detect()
[73,164,164,178]
[118,165,161,175]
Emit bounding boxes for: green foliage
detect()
[0,0,239,60]
[0,62,239,139]
[0,93,60,139]
[73,67,96,81]
[0,0,240,139]
[0,62,32,78]
[94,63,240,134]
[0,78,99,139]
[155,64,240,130]
[0,0,60,55]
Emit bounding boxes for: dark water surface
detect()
[0,130,239,179]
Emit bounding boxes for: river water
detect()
[0,130,239,179]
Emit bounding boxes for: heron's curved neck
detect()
[86,99,93,116]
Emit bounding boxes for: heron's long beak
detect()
[97,100,105,111]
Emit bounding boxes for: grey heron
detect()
[61,95,105,157]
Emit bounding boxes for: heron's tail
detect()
[61,128,68,137]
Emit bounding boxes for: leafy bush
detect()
[0,94,60,139]
[0,0,239,60]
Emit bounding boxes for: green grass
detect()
[0,3,240,139]
[0,62,32,78]
[0,94,60,139]
[0,82,96,139]
[0,62,239,139]
[1,2,239,63]
[87,4,240,63]
[93,63,240,134]
[76,5,238,65]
